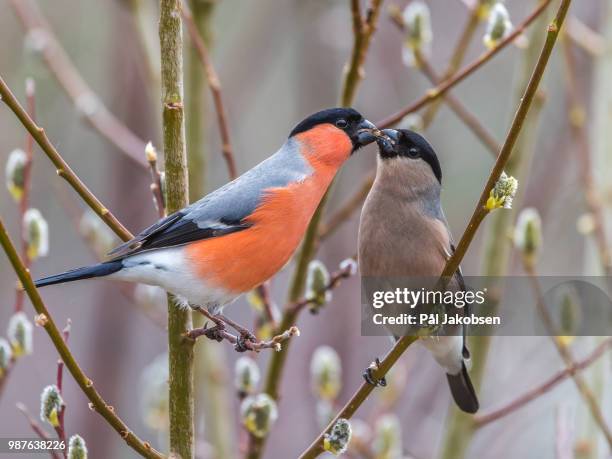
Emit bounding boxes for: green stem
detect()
[159,1,194,458]
[0,218,162,459]
[186,2,235,458]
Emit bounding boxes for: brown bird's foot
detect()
[363,358,387,387]
[186,322,226,341]
[218,314,257,342]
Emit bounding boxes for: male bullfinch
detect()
[358,128,479,413]
[35,108,378,345]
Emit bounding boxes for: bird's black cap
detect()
[378,129,442,183]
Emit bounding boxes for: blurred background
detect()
[0,0,611,458]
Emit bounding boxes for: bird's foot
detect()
[186,321,226,342]
[363,358,387,387]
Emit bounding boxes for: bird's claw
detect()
[363,358,387,387]
[234,331,257,352]
[201,323,225,342]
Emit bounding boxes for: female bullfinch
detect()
[358,128,479,413]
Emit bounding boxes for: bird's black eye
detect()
[335,119,348,129]
[407,147,420,158]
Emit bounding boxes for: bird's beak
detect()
[355,119,380,146]
[381,129,399,143]
[376,129,398,158]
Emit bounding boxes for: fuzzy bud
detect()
[557,286,581,346]
[67,435,88,459]
[323,418,352,456]
[7,312,33,357]
[305,260,331,313]
[0,338,13,376]
[338,258,358,276]
[40,385,63,427]
[402,1,432,67]
[234,356,260,397]
[240,394,278,438]
[79,210,117,258]
[310,345,342,401]
[486,172,518,211]
[140,353,169,432]
[513,207,542,268]
[477,0,503,20]
[23,208,49,260]
[372,414,402,459]
[483,3,513,49]
[145,142,158,163]
[5,149,27,202]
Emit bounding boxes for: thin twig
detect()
[0,218,162,459]
[54,320,71,458]
[299,2,571,456]
[187,323,300,353]
[16,403,62,459]
[7,0,148,168]
[0,75,133,242]
[181,1,237,179]
[561,35,612,277]
[388,5,501,156]
[474,338,612,427]
[377,0,554,128]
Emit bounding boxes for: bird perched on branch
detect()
[35,108,378,349]
[358,128,479,413]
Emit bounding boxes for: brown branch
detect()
[0,75,133,242]
[16,403,62,459]
[181,1,237,179]
[0,218,162,459]
[561,35,612,277]
[299,2,571,456]
[54,321,71,457]
[474,338,612,427]
[388,6,501,156]
[377,0,554,128]
[7,0,148,168]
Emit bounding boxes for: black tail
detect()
[446,362,479,414]
[34,261,123,288]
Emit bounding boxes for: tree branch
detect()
[299,1,571,456]
[0,218,162,459]
[159,1,195,458]
[7,0,148,168]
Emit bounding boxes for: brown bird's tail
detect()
[446,362,479,413]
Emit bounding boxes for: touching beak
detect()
[355,119,379,146]
[381,129,399,143]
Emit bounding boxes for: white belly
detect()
[109,247,237,312]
